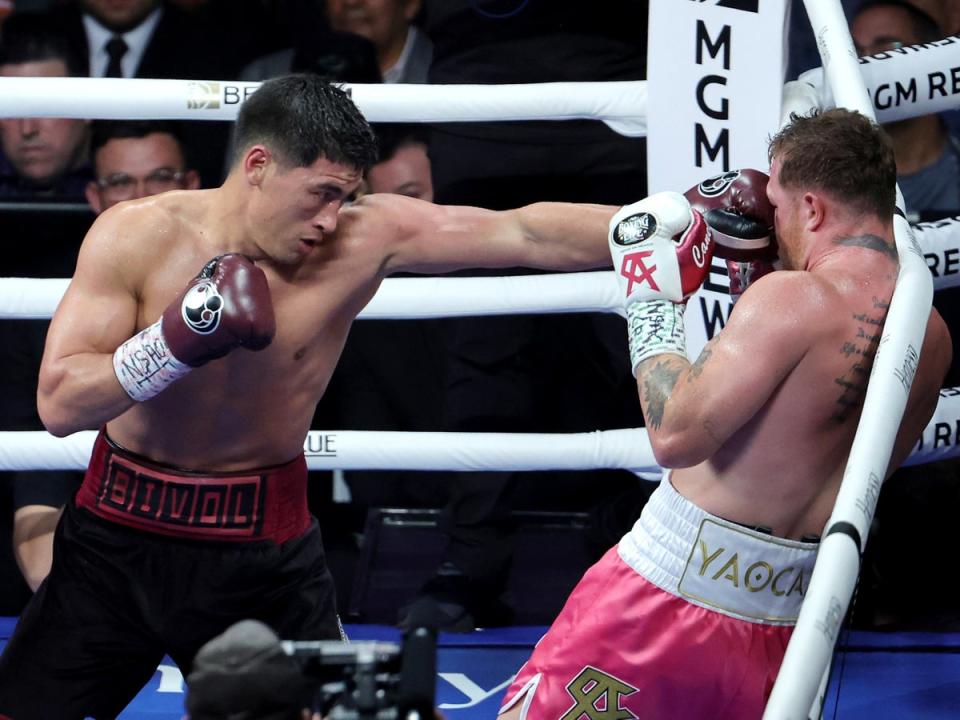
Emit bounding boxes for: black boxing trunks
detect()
[75,429,311,543]
[0,432,341,720]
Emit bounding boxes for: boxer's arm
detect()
[468,201,616,271]
[637,272,813,468]
[13,504,62,591]
[345,194,616,275]
[38,214,145,436]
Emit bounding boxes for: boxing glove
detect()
[725,256,777,303]
[684,169,775,260]
[685,169,778,302]
[608,191,712,373]
[113,254,276,402]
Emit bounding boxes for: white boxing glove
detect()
[607,191,713,373]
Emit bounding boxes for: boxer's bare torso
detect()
[38,155,615,470]
[647,160,950,540]
[671,255,947,540]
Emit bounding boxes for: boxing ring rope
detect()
[3,390,959,472]
[0,77,647,138]
[0,272,624,320]
[0,429,662,474]
[0,36,959,128]
[764,1,936,718]
[9,235,960,319]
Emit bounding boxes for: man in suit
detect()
[50,0,240,185]
[326,0,432,83]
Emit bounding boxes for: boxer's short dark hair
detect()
[233,73,378,173]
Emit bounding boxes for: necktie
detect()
[104,35,128,78]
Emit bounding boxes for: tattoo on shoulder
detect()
[641,359,683,430]
[836,233,899,261]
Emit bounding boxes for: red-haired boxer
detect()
[500,111,951,720]
[0,74,625,719]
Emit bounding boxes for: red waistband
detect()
[75,430,310,543]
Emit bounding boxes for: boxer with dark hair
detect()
[499,109,951,720]
[0,73,624,719]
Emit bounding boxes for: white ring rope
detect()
[765,2,937,718]
[0,39,958,136]
[8,214,960,321]
[797,35,960,124]
[0,77,648,138]
[0,272,624,320]
[0,429,661,475]
[2,389,960,474]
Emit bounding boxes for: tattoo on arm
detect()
[687,346,712,382]
[639,358,685,430]
[686,344,723,443]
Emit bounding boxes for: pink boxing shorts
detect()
[499,474,819,720]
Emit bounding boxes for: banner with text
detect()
[646,0,789,195]
[648,0,789,357]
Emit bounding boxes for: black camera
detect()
[186,619,437,720]
[285,628,436,720]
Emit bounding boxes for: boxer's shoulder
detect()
[88,192,198,249]
[723,271,831,345]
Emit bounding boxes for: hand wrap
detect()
[608,191,713,374]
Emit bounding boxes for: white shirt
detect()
[382,27,420,84]
[83,7,163,78]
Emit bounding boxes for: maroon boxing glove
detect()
[113,254,275,402]
[684,169,776,261]
[726,257,776,303]
[685,169,778,302]
[162,254,276,366]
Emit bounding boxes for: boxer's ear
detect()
[243,145,271,186]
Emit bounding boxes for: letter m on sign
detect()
[692,0,759,12]
[561,666,638,720]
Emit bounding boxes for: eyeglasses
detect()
[96,168,186,199]
[855,38,905,57]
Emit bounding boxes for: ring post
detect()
[763,1,934,718]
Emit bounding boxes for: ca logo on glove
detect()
[620,250,660,295]
[181,282,224,334]
[614,212,663,295]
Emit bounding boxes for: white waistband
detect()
[618,475,819,625]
